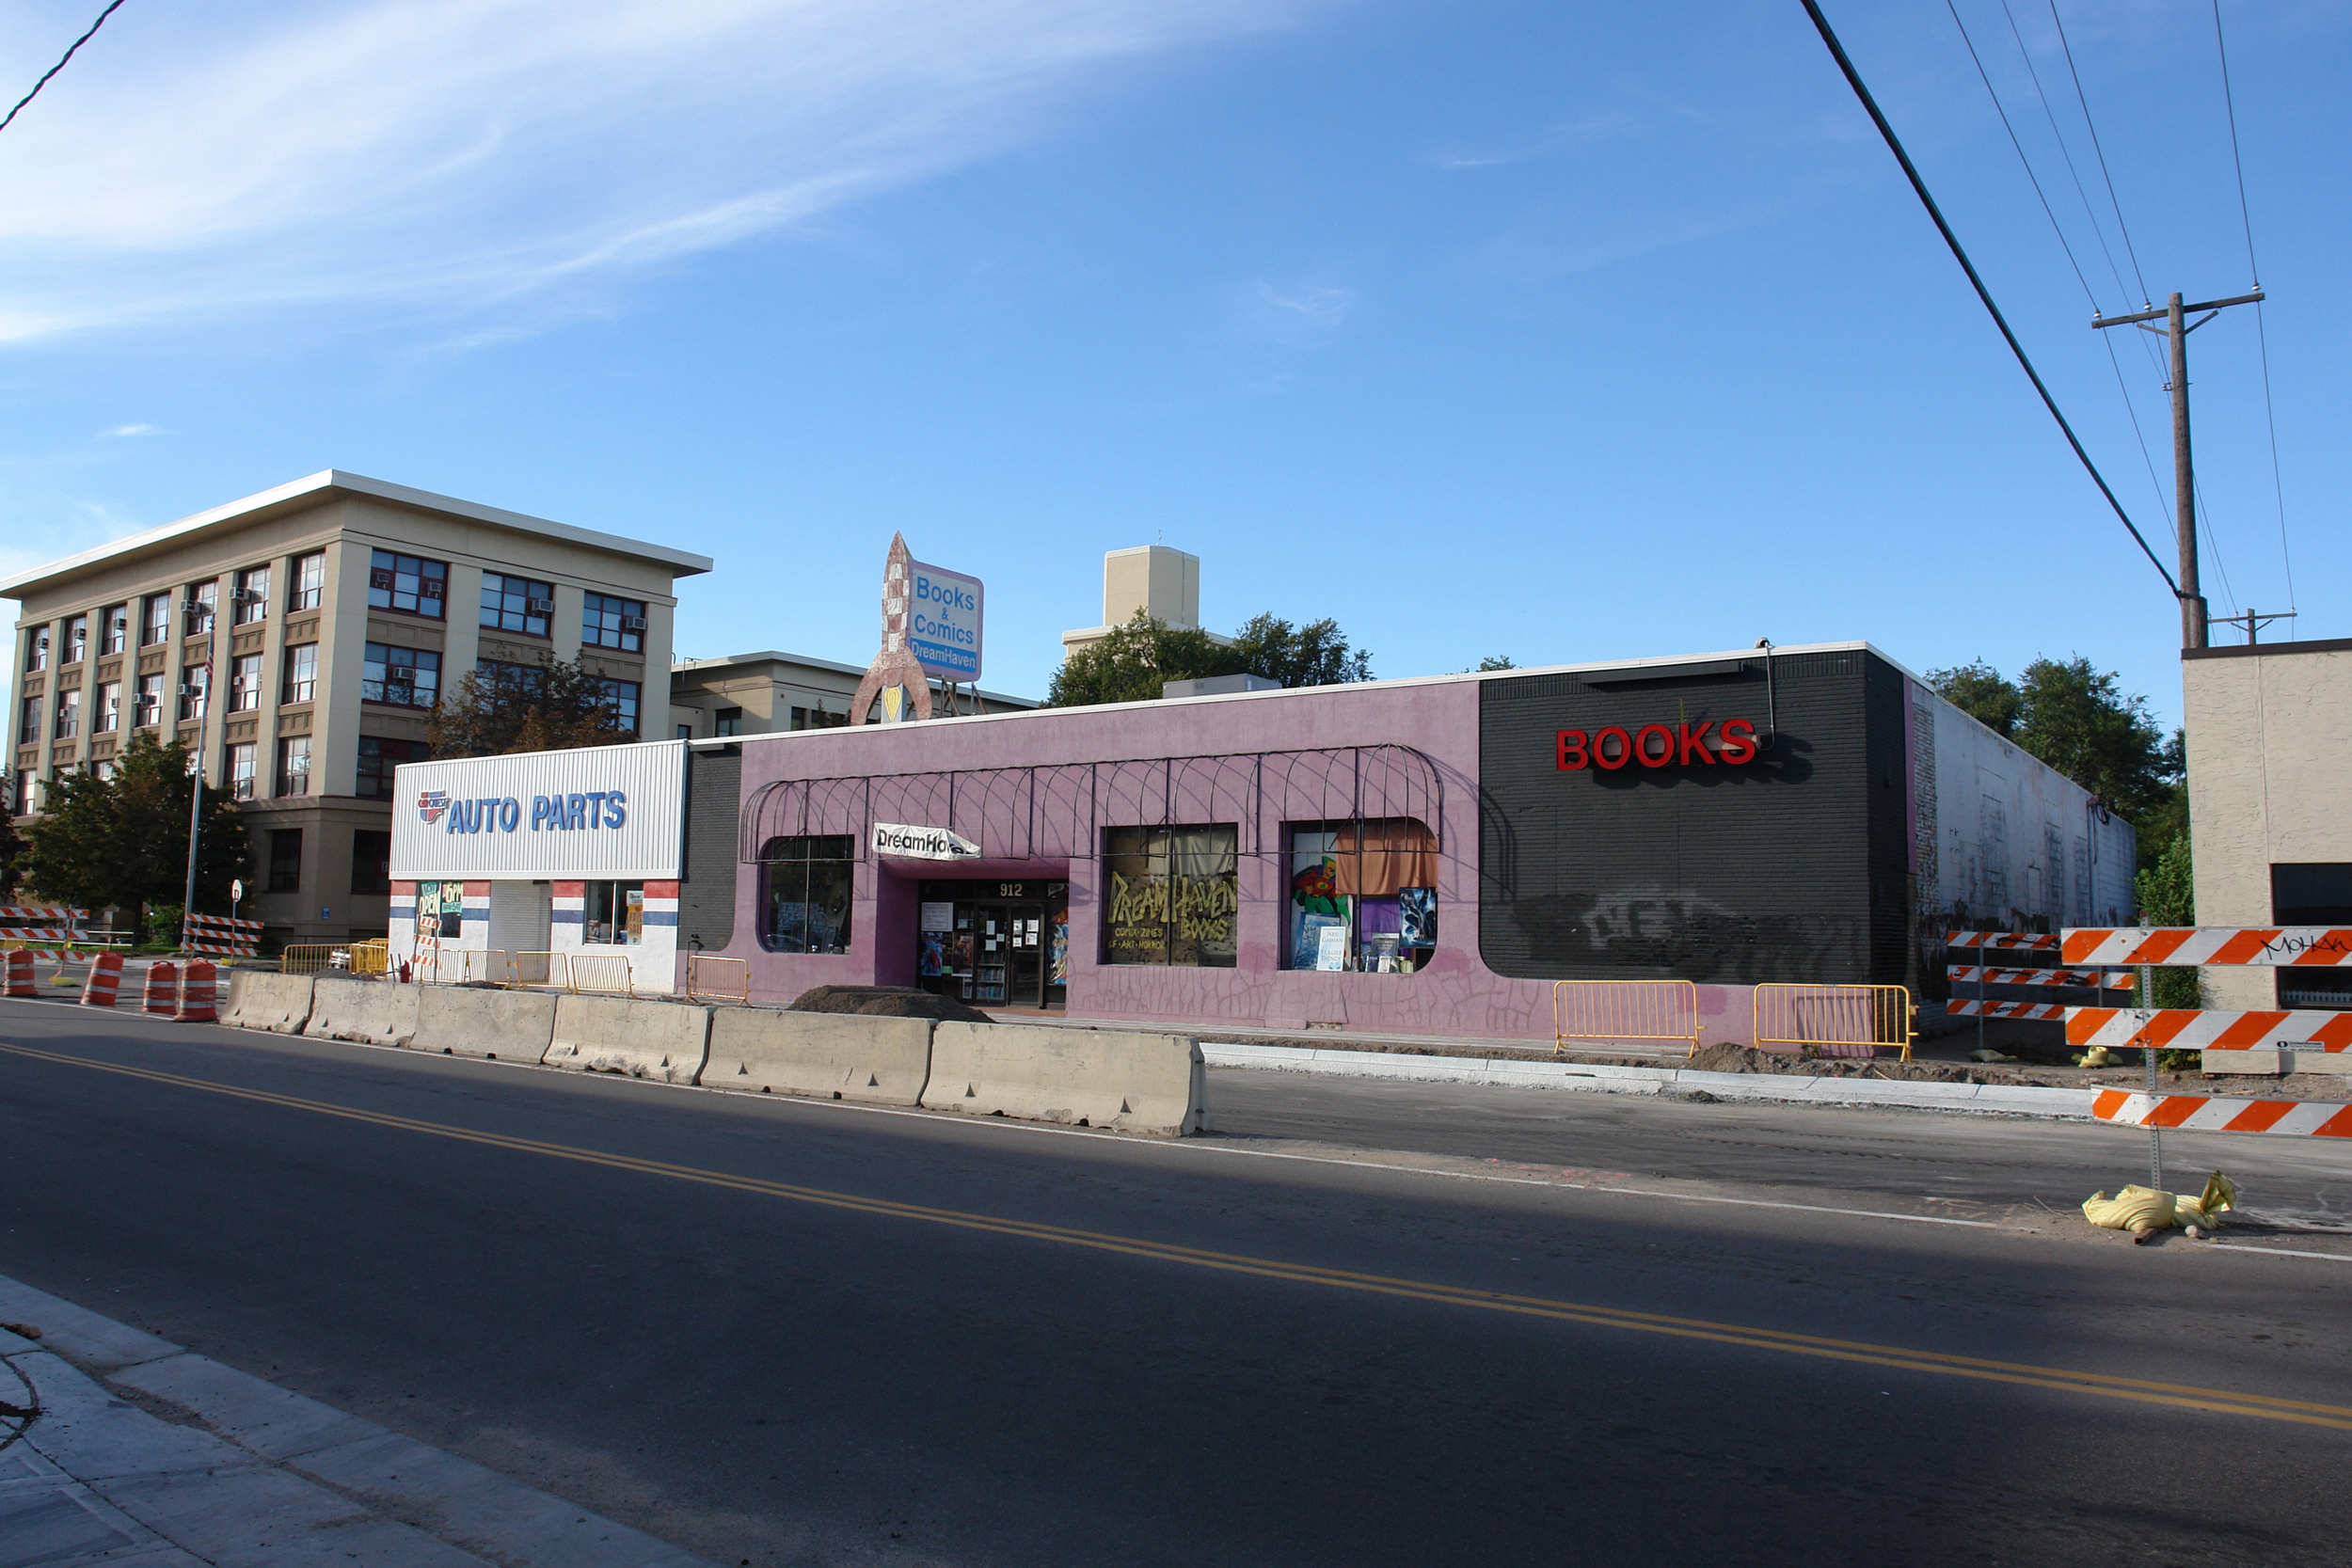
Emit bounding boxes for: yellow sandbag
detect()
[2082,1171,2236,1234]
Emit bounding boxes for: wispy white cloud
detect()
[100,423,157,438]
[0,0,1305,344]
[1248,280,1355,342]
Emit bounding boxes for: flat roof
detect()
[673,648,1038,707]
[1,470,714,599]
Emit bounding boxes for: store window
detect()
[62,614,88,665]
[230,653,264,711]
[134,674,163,728]
[355,736,431,800]
[141,594,171,646]
[583,880,645,945]
[54,688,80,739]
[178,665,208,721]
[1101,824,1238,967]
[2274,864,2352,1011]
[598,677,641,736]
[715,706,743,736]
[1282,818,1438,974]
[480,572,554,637]
[234,566,271,624]
[582,592,645,652]
[281,642,319,704]
[94,681,120,734]
[351,831,392,895]
[367,549,446,617]
[268,829,303,893]
[227,742,257,800]
[101,604,128,656]
[756,835,855,954]
[291,551,326,611]
[24,626,46,672]
[275,735,311,797]
[363,643,438,707]
[183,581,217,638]
[417,880,464,938]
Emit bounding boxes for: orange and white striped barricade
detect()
[181,912,262,958]
[2067,1006,2352,1057]
[1947,965,2136,991]
[1946,999,2069,1021]
[4,948,35,997]
[175,959,219,1022]
[1946,930,2059,953]
[2091,1089,2352,1140]
[79,951,125,1008]
[0,905,88,942]
[142,959,181,1017]
[2061,927,2352,969]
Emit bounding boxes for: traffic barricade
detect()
[181,912,262,958]
[348,939,389,977]
[0,905,87,943]
[685,953,750,1006]
[79,951,125,1009]
[4,948,34,997]
[507,951,562,989]
[1754,983,1915,1060]
[565,953,635,997]
[1552,978,1701,1057]
[279,944,348,974]
[176,959,220,1022]
[142,959,180,1017]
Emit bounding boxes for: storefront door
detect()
[917,879,1068,1009]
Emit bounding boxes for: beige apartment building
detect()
[669,650,1033,739]
[6,471,710,946]
[2182,637,2352,1014]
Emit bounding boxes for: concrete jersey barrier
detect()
[921,1022,1205,1136]
[303,977,421,1049]
[703,1009,931,1105]
[413,987,557,1065]
[223,971,315,1035]
[546,994,710,1084]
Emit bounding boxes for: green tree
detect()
[1045,610,1375,708]
[2133,834,2201,1008]
[1926,655,2183,870]
[429,653,633,756]
[18,734,251,932]
[1474,655,1518,672]
[1227,614,1374,689]
[0,799,22,899]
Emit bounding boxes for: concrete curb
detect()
[1198,1041,2103,1120]
[0,1275,715,1568]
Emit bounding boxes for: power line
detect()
[2212,0,2296,615]
[0,0,127,136]
[1797,0,2179,596]
[2044,0,2150,305]
[1996,0,2132,309]
[1946,1,2097,309]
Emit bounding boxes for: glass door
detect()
[971,903,1011,1005]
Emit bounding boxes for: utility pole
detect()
[2092,289,2264,650]
[2209,608,2296,645]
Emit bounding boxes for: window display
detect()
[1285,818,1437,974]
[584,880,644,945]
[1102,825,1238,967]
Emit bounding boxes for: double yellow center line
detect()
[8,1037,2349,1432]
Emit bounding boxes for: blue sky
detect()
[3,1,2343,726]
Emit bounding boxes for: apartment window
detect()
[582,592,646,652]
[756,836,854,955]
[234,565,271,625]
[183,581,217,638]
[363,643,439,707]
[230,654,264,712]
[268,829,303,893]
[141,594,171,646]
[280,642,318,705]
[24,626,46,672]
[480,572,554,637]
[675,723,692,740]
[367,549,446,617]
[90,759,115,782]
[1281,819,1439,974]
[583,880,645,946]
[94,681,120,734]
[62,614,88,666]
[134,674,163,728]
[10,770,33,816]
[54,688,81,739]
[1101,825,1239,968]
[275,735,311,797]
[789,705,849,731]
[351,830,392,895]
[16,697,38,745]
[291,551,326,611]
[225,741,257,800]
[355,736,430,800]
[715,706,743,736]
[598,678,641,736]
[101,604,128,656]
[178,665,208,722]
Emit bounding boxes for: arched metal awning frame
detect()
[739,745,1444,866]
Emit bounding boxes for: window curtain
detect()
[1333,818,1438,896]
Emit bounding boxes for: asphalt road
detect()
[4,996,2350,1567]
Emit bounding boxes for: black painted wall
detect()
[1477,649,1910,985]
[677,747,740,953]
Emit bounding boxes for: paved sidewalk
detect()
[0,1277,711,1568]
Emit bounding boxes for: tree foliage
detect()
[1045,610,1375,708]
[17,733,250,928]
[0,804,22,899]
[2133,834,2201,1007]
[1925,655,2184,870]
[428,654,633,757]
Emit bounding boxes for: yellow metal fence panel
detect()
[279,945,345,974]
[1753,984,1915,1060]
[508,951,562,989]
[686,954,750,1006]
[1553,979,1701,1057]
[567,953,635,996]
[349,940,389,976]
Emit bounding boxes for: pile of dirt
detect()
[787,985,995,1025]
[1683,1042,1975,1083]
